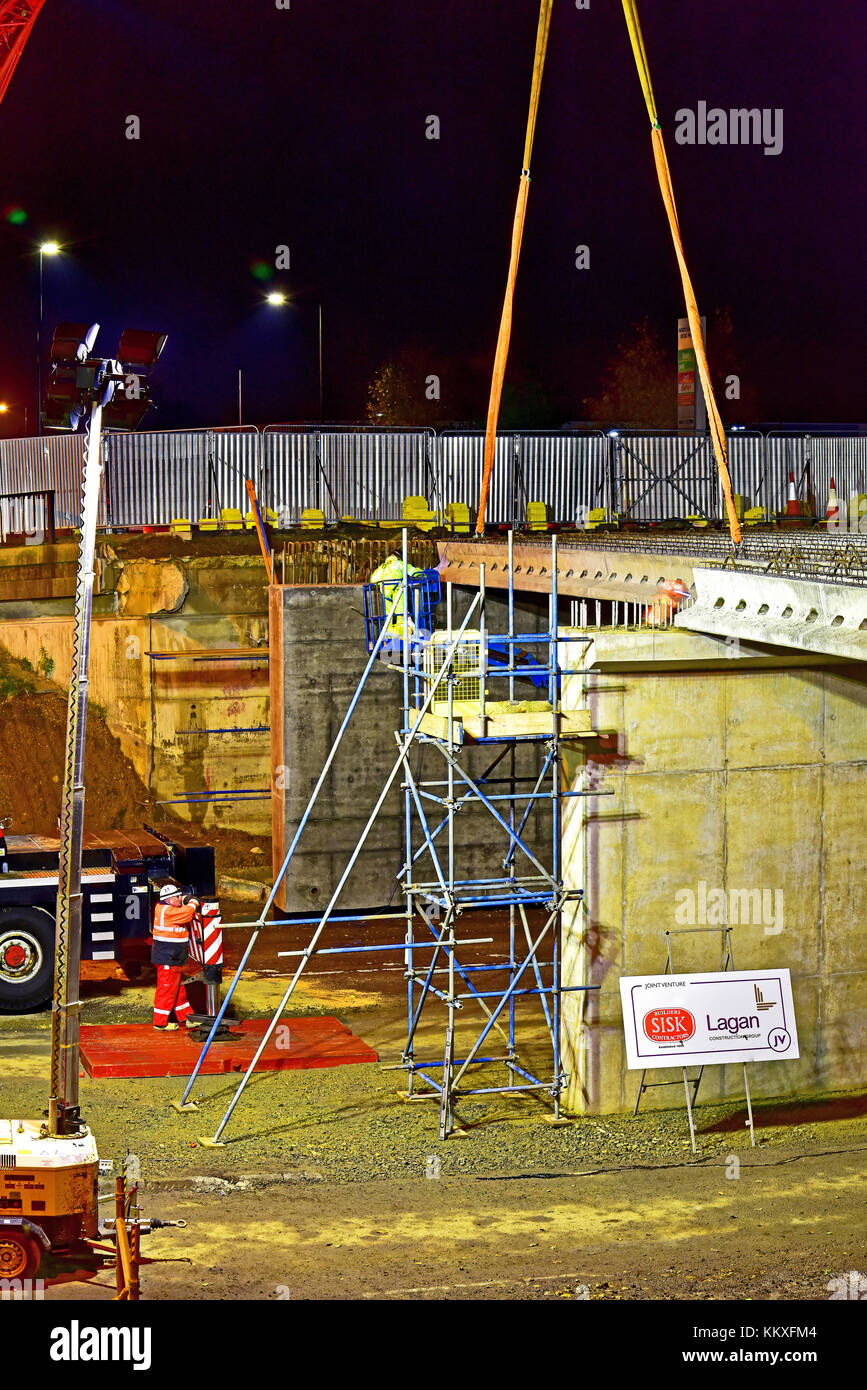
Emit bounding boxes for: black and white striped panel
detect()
[85,885,117,960]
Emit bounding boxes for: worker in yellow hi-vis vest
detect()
[370,554,424,639]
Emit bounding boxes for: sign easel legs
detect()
[633,926,756,1153]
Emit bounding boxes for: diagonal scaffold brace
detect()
[169,579,409,1114]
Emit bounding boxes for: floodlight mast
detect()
[48,326,125,1136]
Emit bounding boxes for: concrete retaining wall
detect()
[560,628,867,1113]
[0,546,271,833]
[269,584,553,912]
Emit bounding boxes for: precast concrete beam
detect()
[438,539,696,604]
[676,567,867,662]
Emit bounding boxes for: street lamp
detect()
[37,241,61,436]
[266,289,324,422]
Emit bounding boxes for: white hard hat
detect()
[159,883,182,901]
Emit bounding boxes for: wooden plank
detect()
[416,708,593,741]
[414,712,464,743]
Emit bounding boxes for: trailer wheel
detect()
[0,907,55,1013]
[0,1229,42,1280]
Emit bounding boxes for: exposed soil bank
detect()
[0,646,156,832]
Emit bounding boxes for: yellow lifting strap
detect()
[475,0,554,536]
[622,0,742,547]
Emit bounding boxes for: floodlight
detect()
[42,323,165,433]
[267,292,287,306]
[117,328,168,368]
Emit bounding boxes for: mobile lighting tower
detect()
[0,322,175,1282]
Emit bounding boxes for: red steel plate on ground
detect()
[80,1017,378,1079]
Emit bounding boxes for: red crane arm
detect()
[0,0,47,109]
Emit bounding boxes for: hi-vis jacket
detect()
[151,900,198,967]
[370,555,422,637]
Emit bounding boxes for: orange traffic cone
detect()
[825,476,840,524]
[784,472,800,517]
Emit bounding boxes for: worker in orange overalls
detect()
[151,882,200,1031]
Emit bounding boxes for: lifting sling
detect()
[621,0,742,546]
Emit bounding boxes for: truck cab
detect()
[0,823,215,1013]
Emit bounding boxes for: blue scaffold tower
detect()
[379,531,598,1137]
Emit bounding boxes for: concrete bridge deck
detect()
[437,531,867,661]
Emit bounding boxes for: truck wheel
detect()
[0,1229,42,1279]
[0,907,55,1014]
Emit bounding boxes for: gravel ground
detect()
[1,978,864,1184]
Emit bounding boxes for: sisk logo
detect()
[643,1007,695,1041]
[49,1322,152,1371]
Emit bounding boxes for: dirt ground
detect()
[38,1144,865,1302]
[1,939,864,1302]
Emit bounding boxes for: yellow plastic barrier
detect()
[402,495,436,531]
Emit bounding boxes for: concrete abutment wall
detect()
[560,629,867,1113]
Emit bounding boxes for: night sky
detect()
[1,0,865,432]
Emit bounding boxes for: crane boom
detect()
[0,0,47,109]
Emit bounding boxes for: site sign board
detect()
[677,315,707,434]
[619,968,799,1069]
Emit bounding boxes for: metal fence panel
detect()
[439,430,607,524]
[263,426,435,524]
[611,432,723,521]
[3,424,867,530]
[518,432,608,520]
[439,431,512,523]
[763,434,867,518]
[0,433,88,529]
[725,431,766,511]
[106,427,261,526]
[262,427,316,523]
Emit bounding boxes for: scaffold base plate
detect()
[80,1018,378,1078]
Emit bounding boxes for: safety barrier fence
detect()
[1,425,865,531]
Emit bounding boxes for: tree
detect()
[365,345,445,426]
[582,318,675,428]
[366,360,415,425]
